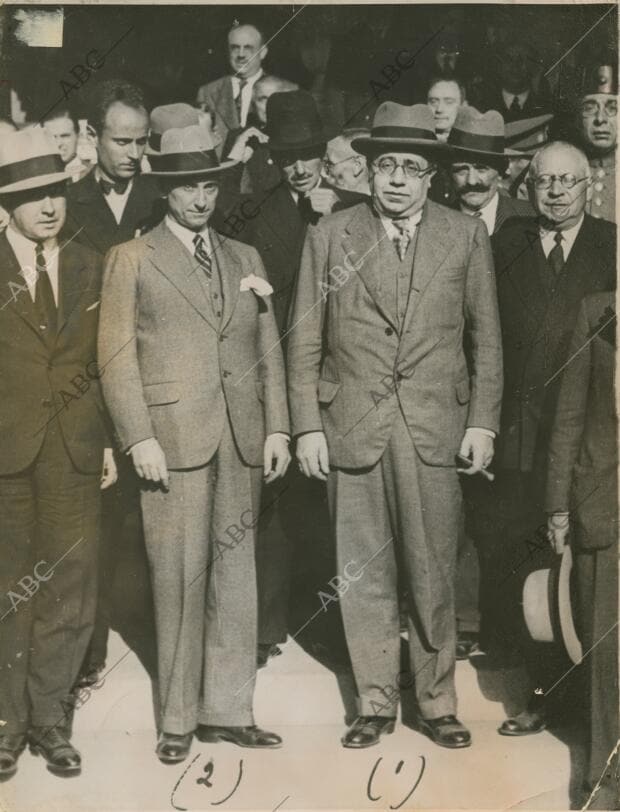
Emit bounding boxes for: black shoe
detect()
[156,732,193,764]
[498,709,546,736]
[257,644,282,668]
[417,715,472,748]
[29,727,81,776]
[341,716,396,749]
[0,734,26,780]
[196,724,282,749]
[456,632,482,660]
[73,663,105,690]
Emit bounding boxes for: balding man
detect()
[197,23,268,158]
[322,130,370,197]
[471,141,616,736]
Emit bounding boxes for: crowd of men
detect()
[0,18,617,811]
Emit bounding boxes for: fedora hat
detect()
[504,113,553,157]
[352,103,448,160]
[522,544,583,666]
[582,57,618,97]
[0,126,70,194]
[146,123,236,177]
[448,107,510,163]
[266,90,328,153]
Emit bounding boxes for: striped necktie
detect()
[193,234,213,280]
[235,77,247,124]
[392,219,411,261]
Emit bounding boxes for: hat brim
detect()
[447,144,510,163]
[146,159,238,177]
[268,135,328,153]
[0,171,71,195]
[557,545,583,665]
[352,136,449,159]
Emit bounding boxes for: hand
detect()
[457,429,495,479]
[296,431,330,481]
[100,447,118,490]
[228,127,268,163]
[308,188,339,216]
[263,433,291,484]
[547,513,570,554]
[130,437,169,489]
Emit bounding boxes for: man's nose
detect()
[390,164,406,184]
[593,109,608,125]
[294,160,305,173]
[548,178,564,196]
[195,188,208,208]
[466,167,479,184]
[41,196,55,214]
[127,141,140,160]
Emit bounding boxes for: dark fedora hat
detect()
[448,107,508,163]
[352,103,448,159]
[582,57,618,97]
[266,90,327,153]
[504,113,553,158]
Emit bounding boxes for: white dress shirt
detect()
[232,69,264,128]
[540,215,584,261]
[502,89,530,112]
[6,224,60,304]
[379,208,423,241]
[461,192,499,234]
[96,168,133,225]
[165,215,212,259]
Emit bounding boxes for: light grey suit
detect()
[287,200,502,718]
[99,221,289,733]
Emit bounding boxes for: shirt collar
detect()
[461,191,499,232]
[539,214,585,256]
[95,166,134,197]
[502,89,530,108]
[165,215,211,257]
[379,207,423,237]
[231,68,263,91]
[6,223,58,257]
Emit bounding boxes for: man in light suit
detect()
[99,118,290,764]
[546,292,618,809]
[287,104,503,749]
[197,23,268,159]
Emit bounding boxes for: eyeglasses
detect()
[531,174,588,190]
[581,99,617,118]
[322,155,356,172]
[372,157,435,179]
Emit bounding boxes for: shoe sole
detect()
[341,721,396,748]
[497,723,547,737]
[417,722,472,749]
[29,745,81,776]
[195,731,282,749]
[157,751,191,764]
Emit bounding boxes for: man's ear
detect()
[584,175,593,203]
[260,45,268,63]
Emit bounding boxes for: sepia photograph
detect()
[0,1,617,810]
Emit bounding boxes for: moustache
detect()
[463,185,490,194]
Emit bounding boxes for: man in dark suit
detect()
[65,80,160,256]
[288,103,503,749]
[472,141,616,735]
[65,80,162,686]
[546,292,618,809]
[0,127,114,779]
[446,106,533,658]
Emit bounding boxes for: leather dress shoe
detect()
[456,633,482,660]
[257,643,282,669]
[341,716,396,748]
[417,715,472,748]
[499,709,546,736]
[0,734,26,780]
[29,727,81,776]
[156,732,193,764]
[74,663,105,690]
[196,725,282,748]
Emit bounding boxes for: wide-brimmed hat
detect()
[352,103,448,160]
[146,122,236,177]
[522,545,583,666]
[147,103,207,154]
[266,90,328,153]
[582,58,618,97]
[504,113,553,157]
[448,107,509,164]
[0,126,70,195]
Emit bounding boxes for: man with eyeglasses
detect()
[288,103,502,750]
[472,141,616,737]
[577,59,617,223]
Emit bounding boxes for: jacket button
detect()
[219,334,226,342]
[395,371,404,381]
[222,370,231,378]
[385,327,393,336]
[42,398,51,407]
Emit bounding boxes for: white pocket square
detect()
[86,300,100,312]
[240,274,273,296]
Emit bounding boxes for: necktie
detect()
[235,78,247,124]
[297,193,318,225]
[509,95,522,115]
[547,231,564,275]
[99,177,130,196]
[392,219,411,261]
[193,234,213,280]
[34,243,57,336]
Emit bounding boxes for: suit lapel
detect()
[0,233,41,337]
[56,242,93,338]
[120,175,155,235]
[71,171,118,252]
[502,225,550,343]
[407,201,452,320]
[214,230,242,331]
[342,203,399,331]
[494,195,511,233]
[146,223,217,330]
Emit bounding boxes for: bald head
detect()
[528,141,592,229]
[253,75,298,124]
[322,130,370,193]
[528,141,590,180]
[228,24,267,79]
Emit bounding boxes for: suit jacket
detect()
[545,293,617,550]
[198,76,239,160]
[287,200,503,469]
[64,169,162,256]
[476,85,553,124]
[492,215,616,473]
[98,221,289,470]
[449,193,533,234]
[0,232,107,475]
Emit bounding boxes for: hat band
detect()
[371,125,438,141]
[149,132,162,152]
[0,153,65,189]
[450,130,505,153]
[149,150,220,173]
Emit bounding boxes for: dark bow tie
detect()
[99,177,130,196]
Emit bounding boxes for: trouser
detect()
[0,423,101,735]
[326,409,460,720]
[455,509,480,635]
[575,542,619,809]
[141,421,262,735]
